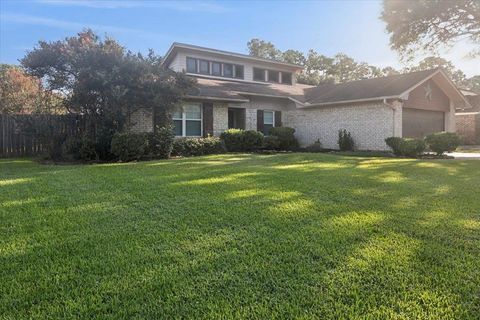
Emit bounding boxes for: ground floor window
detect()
[263,110,275,135]
[173,103,202,137]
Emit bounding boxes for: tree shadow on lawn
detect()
[0,154,479,318]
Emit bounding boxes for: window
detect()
[263,110,274,135]
[186,57,197,73]
[234,65,244,79]
[253,68,265,81]
[212,62,221,76]
[172,103,202,137]
[268,70,279,83]
[281,72,292,84]
[199,60,209,74]
[223,63,233,77]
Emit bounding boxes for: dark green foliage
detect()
[263,135,281,150]
[305,139,323,152]
[62,136,96,161]
[385,137,404,156]
[146,126,175,159]
[268,127,299,150]
[425,132,461,155]
[386,137,426,157]
[338,129,354,151]
[172,136,225,157]
[220,129,264,152]
[110,132,148,162]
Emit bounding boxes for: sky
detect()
[1,0,478,77]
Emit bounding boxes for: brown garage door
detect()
[403,108,445,138]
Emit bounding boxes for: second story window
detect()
[234,65,244,79]
[186,57,197,73]
[212,62,221,76]
[281,72,292,84]
[223,64,233,77]
[199,60,209,74]
[253,68,266,81]
[268,70,279,83]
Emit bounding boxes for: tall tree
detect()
[406,56,468,87]
[381,0,480,58]
[247,39,282,60]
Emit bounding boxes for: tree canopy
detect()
[381,0,480,58]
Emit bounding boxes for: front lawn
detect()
[1,154,479,319]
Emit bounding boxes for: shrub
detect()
[147,125,175,159]
[386,136,425,157]
[385,137,403,156]
[62,135,96,161]
[425,132,461,155]
[172,136,225,157]
[338,129,354,151]
[263,135,281,150]
[305,139,323,152]
[268,127,299,150]
[111,132,148,161]
[220,129,263,152]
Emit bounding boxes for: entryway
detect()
[228,108,246,129]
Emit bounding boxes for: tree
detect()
[406,56,468,87]
[282,50,306,66]
[21,30,194,159]
[381,0,480,58]
[467,75,480,92]
[247,39,282,60]
[0,64,60,114]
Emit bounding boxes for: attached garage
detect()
[402,108,444,138]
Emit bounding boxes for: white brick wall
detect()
[213,103,228,136]
[284,102,396,151]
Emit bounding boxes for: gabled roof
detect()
[187,68,472,108]
[162,42,304,71]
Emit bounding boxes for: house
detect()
[129,42,472,150]
[455,89,480,144]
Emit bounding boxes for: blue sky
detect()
[1,0,478,76]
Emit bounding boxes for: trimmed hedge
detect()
[111,132,148,162]
[268,127,299,150]
[146,125,175,159]
[220,129,264,152]
[425,132,461,155]
[385,137,426,157]
[172,137,225,157]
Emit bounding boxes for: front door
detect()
[228,108,246,129]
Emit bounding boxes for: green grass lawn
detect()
[1,154,479,319]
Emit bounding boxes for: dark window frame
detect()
[199,59,210,75]
[281,72,292,84]
[186,57,197,73]
[234,64,244,79]
[267,70,280,83]
[212,62,221,76]
[185,57,244,80]
[253,67,266,82]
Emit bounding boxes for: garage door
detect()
[402,108,445,138]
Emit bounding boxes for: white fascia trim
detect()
[455,112,480,115]
[184,95,250,103]
[298,95,401,108]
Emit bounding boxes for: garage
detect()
[402,108,444,138]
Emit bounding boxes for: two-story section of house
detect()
[128,42,471,150]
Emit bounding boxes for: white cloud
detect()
[36,0,228,13]
[0,12,165,40]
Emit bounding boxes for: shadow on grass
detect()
[0,153,479,318]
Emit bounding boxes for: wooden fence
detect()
[0,114,87,158]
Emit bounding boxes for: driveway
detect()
[447,146,480,159]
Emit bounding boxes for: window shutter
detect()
[275,111,282,127]
[202,102,214,137]
[257,109,264,132]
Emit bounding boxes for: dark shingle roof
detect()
[188,69,446,106]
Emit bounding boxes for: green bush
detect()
[263,135,281,150]
[386,136,425,157]
[305,139,323,152]
[425,132,461,155]
[146,125,175,159]
[338,129,354,151]
[172,136,225,157]
[220,129,264,152]
[62,135,96,161]
[268,127,299,150]
[111,132,148,162]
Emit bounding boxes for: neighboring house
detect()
[455,89,480,144]
[129,42,472,150]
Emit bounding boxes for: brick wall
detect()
[128,108,153,133]
[283,102,397,151]
[456,113,479,144]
